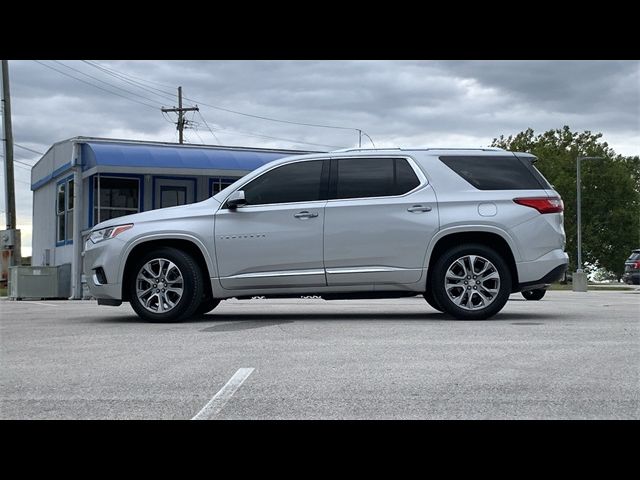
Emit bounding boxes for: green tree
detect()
[492,126,640,279]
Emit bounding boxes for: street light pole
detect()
[576,156,583,273]
[573,156,603,292]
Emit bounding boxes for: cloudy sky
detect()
[1,60,639,256]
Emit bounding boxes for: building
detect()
[30,136,313,298]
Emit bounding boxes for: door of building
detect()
[154,177,196,209]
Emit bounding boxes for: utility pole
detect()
[1,59,22,291]
[2,60,16,231]
[161,86,199,144]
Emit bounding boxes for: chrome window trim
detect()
[219,157,330,210]
[219,155,429,210]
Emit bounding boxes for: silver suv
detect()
[84,148,568,322]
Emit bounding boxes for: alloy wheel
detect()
[444,255,501,311]
[135,258,184,313]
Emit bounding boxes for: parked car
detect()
[622,249,640,285]
[84,148,568,322]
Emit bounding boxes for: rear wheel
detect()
[521,288,546,301]
[431,244,512,320]
[128,247,203,322]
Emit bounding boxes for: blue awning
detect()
[81,142,300,171]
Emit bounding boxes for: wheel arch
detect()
[120,235,215,302]
[425,227,520,292]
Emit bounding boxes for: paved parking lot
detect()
[1,290,638,419]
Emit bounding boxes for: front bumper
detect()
[83,236,127,301]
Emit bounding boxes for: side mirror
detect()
[226,190,247,209]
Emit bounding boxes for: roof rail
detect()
[330,147,402,153]
[403,147,505,152]
[330,147,505,153]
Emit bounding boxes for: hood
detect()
[91,196,220,231]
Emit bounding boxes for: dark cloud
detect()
[1,60,638,255]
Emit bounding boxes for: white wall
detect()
[31,140,76,267]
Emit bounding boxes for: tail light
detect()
[513,197,564,214]
[634,261,640,269]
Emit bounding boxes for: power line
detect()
[190,98,357,132]
[82,60,375,144]
[196,113,345,149]
[0,173,31,185]
[191,126,206,145]
[220,129,342,150]
[15,159,32,169]
[15,161,32,170]
[51,60,165,107]
[33,60,160,111]
[39,59,371,149]
[14,143,44,156]
[81,60,178,103]
[0,153,32,169]
[195,111,220,145]
[83,60,176,89]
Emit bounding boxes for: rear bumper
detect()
[517,263,568,292]
[516,249,568,285]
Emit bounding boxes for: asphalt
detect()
[1,290,639,419]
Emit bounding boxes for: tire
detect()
[196,297,221,315]
[521,289,546,301]
[128,246,204,323]
[423,285,444,312]
[431,243,512,320]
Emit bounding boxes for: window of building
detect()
[93,176,140,226]
[335,158,421,199]
[439,156,547,190]
[210,177,238,196]
[56,177,74,244]
[160,185,187,208]
[241,160,324,206]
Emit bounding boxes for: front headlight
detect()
[89,224,133,244]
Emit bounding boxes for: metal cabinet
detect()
[9,264,71,299]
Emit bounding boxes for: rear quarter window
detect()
[440,155,547,190]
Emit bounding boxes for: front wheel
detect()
[128,247,204,323]
[431,244,512,320]
[521,289,546,301]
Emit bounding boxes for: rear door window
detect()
[440,155,547,190]
[334,157,421,199]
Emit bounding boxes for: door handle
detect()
[407,205,432,213]
[294,211,319,219]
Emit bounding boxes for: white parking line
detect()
[17,301,60,307]
[191,368,255,420]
